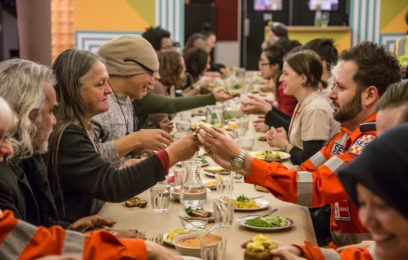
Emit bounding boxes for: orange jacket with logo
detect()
[299,241,374,260]
[0,210,147,260]
[246,113,377,246]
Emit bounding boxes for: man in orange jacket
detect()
[198,42,401,247]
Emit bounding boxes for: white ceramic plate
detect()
[236,215,294,231]
[250,151,291,161]
[235,199,270,211]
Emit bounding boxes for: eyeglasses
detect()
[124,58,155,75]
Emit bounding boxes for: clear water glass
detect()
[213,197,234,229]
[150,184,170,213]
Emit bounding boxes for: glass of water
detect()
[215,172,233,198]
[150,183,170,213]
[213,197,234,229]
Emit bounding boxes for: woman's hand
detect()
[166,135,200,166]
[267,127,289,149]
[253,119,269,133]
[67,215,116,233]
[241,95,272,115]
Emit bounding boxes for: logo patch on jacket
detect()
[348,134,376,155]
[334,200,351,222]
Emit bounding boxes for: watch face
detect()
[231,159,242,171]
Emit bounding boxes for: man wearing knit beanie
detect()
[92,35,173,168]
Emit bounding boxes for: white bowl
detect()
[172,233,202,257]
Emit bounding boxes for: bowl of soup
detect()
[172,232,223,257]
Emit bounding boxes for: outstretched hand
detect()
[67,215,116,233]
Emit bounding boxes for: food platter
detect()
[237,215,294,231]
[250,151,291,161]
[234,199,270,211]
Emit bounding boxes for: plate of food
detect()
[229,195,270,211]
[182,207,215,222]
[203,179,216,189]
[250,150,291,162]
[237,214,294,232]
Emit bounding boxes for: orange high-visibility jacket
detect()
[0,210,147,260]
[246,113,377,246]
[299,241,374,260]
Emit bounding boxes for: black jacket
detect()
[52,124,166,220]
[0,155,69,227]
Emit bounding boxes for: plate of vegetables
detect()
[237,214,294,231]
[232,195,270,211]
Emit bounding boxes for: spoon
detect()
[198,223,221,238]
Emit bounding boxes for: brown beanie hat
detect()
[98,35,159,76]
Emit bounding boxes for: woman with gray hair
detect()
[47,48,199,220]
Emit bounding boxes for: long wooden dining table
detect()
[97,106,318,259]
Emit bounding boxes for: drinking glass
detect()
[200,233,227,260]
[150,183,170,213]
[213,197,234,229]
[144,229,163,245]
[173,168,187,186]
[215,172,233,198]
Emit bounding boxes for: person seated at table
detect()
[0,58,118,232]
[303,38,338,96]
[94,36,232,139]
[0,96,182,260]
[47,48,200,221]
[181,47,212,94]
[268,123,408,260]
[92,35,176,168]
[262,50,340,165]
[198,42,401,247]
[142,26,174,53]
[247,43,297,133]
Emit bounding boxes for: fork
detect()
[253,208,278,219]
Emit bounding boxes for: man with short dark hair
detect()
[198,42,401,247]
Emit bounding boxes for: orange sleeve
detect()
[300,241,373,260]
[245,158,299,204]
[0,210,18,244]
[83,230,147,260]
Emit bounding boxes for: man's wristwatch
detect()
[231,149,248,172]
